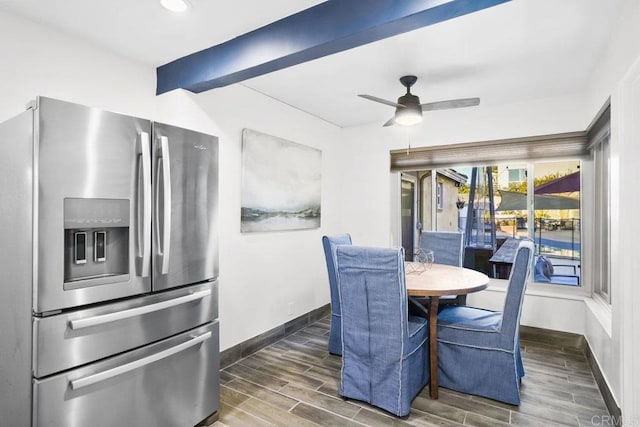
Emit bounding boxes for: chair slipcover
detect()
[419,231,466,305]
[436,240,535,405]
[419,231,464,266]
[336,245,429,417]
[321,234,352,355]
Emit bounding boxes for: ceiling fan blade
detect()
[383,117,395,127]
[358,94,404,108]
[421,97,480,111]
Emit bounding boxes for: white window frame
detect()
[400,174,419,260]
[592,130,611,303]
[436,181,444,211]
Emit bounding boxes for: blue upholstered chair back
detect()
[500,240,535,339]
[419,231,464,266]
[419,231,465,304]
[336,245,429,416]
[321,234,352,355]
[336,246,409,352]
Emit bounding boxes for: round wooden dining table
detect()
[405,262,489,399]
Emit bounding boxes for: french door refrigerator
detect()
[0,97,219,427]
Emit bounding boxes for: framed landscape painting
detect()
[241,129,321,232]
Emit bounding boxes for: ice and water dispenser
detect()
[64,198,130,289]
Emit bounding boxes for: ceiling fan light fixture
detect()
[160,0,191,12]
[359,75,478,127]
[394,107,422,126]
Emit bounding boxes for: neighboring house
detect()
[420,169,467,232]
[497,165,527,189]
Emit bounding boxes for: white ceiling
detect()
[0,0,624,128]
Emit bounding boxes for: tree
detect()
[507,170,574,193]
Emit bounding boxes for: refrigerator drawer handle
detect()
[70,331,212,391]
[69,289,211,330]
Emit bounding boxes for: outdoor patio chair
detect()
[435,240,535,405]
[419,231,466,305]
[534,255,580,286]
[336,245,429,417]
[321,234,352,355]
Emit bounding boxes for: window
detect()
[392,131,590,287]
[496,163,529,241]
[436,181,444,210]
[531,161,581,286]
[416,162,581,286]
[508,168,526,183]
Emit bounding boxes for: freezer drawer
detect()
[33,281,217,378]
[33,322,219,427]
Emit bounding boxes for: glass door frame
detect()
[400,174,418,261]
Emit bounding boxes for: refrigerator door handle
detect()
[69,331,212,390]
[156,135,172,275]
[68,289,211,330]
[138,131,151,278]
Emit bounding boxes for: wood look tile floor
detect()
[212,317,610,427]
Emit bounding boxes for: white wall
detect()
[154,88,342,350]
[612,55,640,424]
[468,286,587,334]
[0,11,155,122]
[580,0,640,414]
[0,10,343,352]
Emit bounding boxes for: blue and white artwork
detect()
[241,129,321,232]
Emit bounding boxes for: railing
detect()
[535,218,580,260]
[495,216,580,260]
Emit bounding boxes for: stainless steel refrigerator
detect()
[0,97,219,426]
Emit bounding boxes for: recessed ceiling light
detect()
[160,0,191,13]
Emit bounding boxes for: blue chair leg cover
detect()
[401,339,430,415]
[340,322,429,417]
[329,313,341,355]
[516,342,525,380]
[322,234,352,356]
[438,342,521,405]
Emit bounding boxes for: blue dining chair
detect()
[321,234,352,355]
[419,231,466,305]
[336,245,429,417]
[420,231,464,266]
[436,240,534,405]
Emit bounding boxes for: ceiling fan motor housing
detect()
[395,93,422,125]
[397,93,421,108]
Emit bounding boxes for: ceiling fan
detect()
[358,75,480,127]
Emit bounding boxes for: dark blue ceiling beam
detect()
[156,0,510,95]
